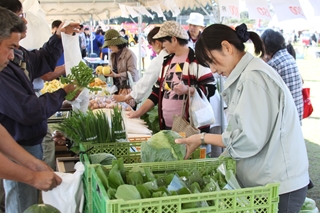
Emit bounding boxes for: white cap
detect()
[186,12,205,27]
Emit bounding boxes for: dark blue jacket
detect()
[0,34,66,146]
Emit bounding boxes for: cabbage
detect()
[299,197,319,213]
[90,153,116,165]
[141,130,186,162]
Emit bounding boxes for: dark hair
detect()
[117,43,128,49]
[260,29,286,56]
[0,6,26,43]
[0,0,22,13]
[286,43,296,60]
[95,29,103,35]
[79,24,84,29]
[51,20,62,29]
[158,36,188,46]
[147,27,160,44]
[195,23,265,67]
[120,29,126,33]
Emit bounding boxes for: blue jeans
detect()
[4,144,43,213]
[278,185,308,213]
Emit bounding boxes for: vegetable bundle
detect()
[60,61,101,100]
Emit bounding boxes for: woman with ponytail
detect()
[176,23,309,212]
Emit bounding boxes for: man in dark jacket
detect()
[0,1,80,212]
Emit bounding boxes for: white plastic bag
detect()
[61,22,82,75]
[66,88,89,113]
[189,88,215,128]
[42,162,85,213]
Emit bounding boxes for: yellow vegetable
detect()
[102,66,111,75]
[96,66,103,75]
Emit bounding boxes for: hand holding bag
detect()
[189,87,215,128]
[302,88,313,119]
[172,88,200,138]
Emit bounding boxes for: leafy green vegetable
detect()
[300,197,318,212]
[90,153,116,165]
[60,61,101,100]
[115,185,141,201]
[136,184,151,199]
[108,164,124,189]
[141,130,186,162]
[96,165,109,189]
[111,105,126,141]
[140,105,160,134]
[56,110,113,149]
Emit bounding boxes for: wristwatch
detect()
[201,133,206,145]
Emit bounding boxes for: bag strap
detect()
[188,87,195,125]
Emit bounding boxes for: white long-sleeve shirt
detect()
[130,49,168,102]
[221,53,309,195]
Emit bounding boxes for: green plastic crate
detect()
[79,141,201,213]
[91,158,279,213]
[79,141,201,183]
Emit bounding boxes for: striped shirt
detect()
[267,49,303,121]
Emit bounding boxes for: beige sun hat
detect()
[103,29,127,48]
[186,12,205,27]
[153,21,189,40]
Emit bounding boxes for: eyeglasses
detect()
[18,13,26,19]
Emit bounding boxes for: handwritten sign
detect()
[289,6,304,16]
[270,0,306,21]
[219,0,239,19]
[256,7,271,18]
[246,0,271,20]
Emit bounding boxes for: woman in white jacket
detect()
[113,27,168,104]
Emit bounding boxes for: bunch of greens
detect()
[111,105,126,141]
[140,130,186,162]
[60,61,101,100]
[56,110,113,148]
[140,106,160,134]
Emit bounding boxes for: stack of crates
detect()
[89,158,279,213]
[79,141,202,212]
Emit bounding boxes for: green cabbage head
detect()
[141,130,186,162]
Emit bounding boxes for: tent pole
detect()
[137,3,142,78]
[90,14,94,55]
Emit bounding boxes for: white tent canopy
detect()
[27,0,212,23]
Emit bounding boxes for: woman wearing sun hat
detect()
[102,29,139,94]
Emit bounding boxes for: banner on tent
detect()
[270,0,306,21]
[219,0,240,20]
[245,0,271,20]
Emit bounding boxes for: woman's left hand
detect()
[173,83,188,96]
[175,134,201,159]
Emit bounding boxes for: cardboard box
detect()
[56,157,80,173]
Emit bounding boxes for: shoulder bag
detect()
[172,87,200,138]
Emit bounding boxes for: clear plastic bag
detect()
[189,88,215,128]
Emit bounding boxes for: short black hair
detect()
[0,0,22,13]
[158,36,188,46]
[261,29,286,55]
[51,20,62,29]
[147,27,160,44]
